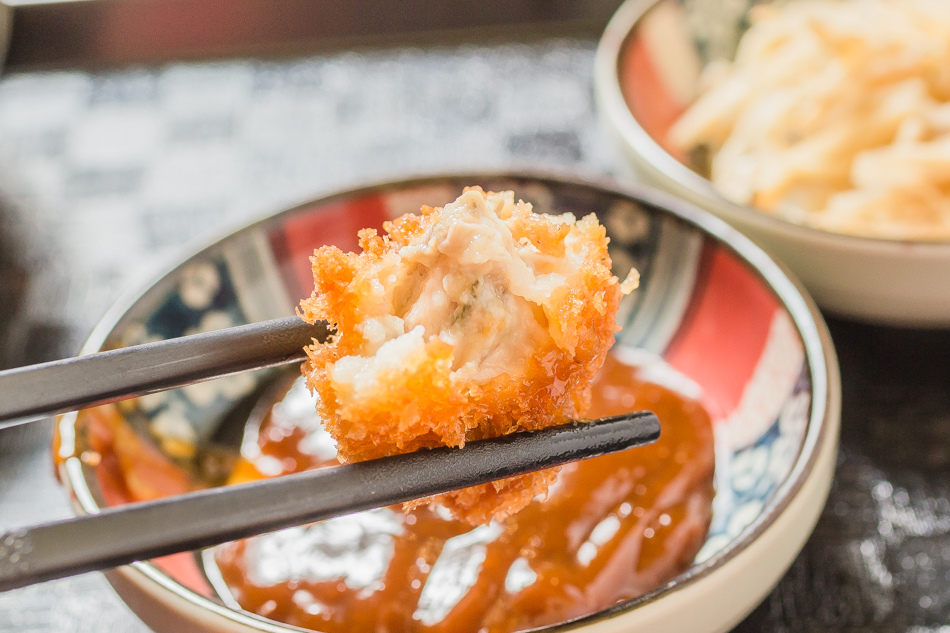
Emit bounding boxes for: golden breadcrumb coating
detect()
[299,187,633,524]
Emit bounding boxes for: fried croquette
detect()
[298,187,636,524]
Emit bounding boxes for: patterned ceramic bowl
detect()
[55,173,839,633]
[594,0,950,327]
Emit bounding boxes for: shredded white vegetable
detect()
[670,0,950,240]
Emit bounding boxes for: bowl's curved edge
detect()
[593,0,950,326]
[104,567,300,633]
[55,170,841,633]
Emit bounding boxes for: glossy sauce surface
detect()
[213,352,716,633]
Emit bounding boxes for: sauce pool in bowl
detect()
[209,352,715,633]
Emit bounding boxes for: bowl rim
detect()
[56,169,839,633]
[593,0,950,251]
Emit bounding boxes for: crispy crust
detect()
[299,187,625,524]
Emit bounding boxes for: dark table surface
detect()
[0,38,948,633]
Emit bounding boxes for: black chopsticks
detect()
[0,412,660,593]
[0,316,328,429]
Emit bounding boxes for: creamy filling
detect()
[331,189,590,397]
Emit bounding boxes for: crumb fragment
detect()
[620,268,640,295]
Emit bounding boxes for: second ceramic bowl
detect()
[595,0,950,327]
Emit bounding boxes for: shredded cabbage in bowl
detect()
[670,0,950,240]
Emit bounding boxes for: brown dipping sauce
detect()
[213,352,716,633]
